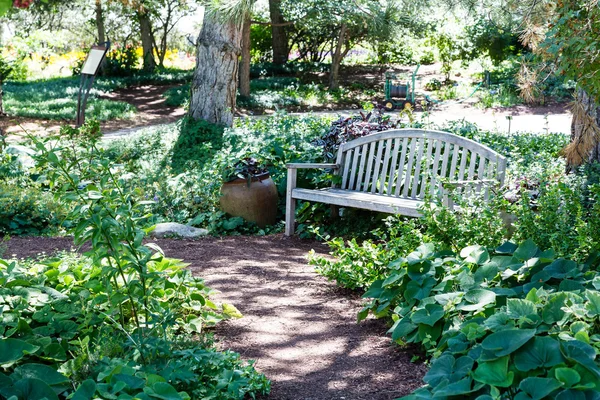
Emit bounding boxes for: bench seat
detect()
[292,188,423,217]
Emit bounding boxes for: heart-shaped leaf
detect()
[481,329,535,357]
[514,336,564,372]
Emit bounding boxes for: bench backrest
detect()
[335,129,507,200]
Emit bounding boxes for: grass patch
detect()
[4,68,194,121]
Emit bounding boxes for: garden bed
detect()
[5,234,427,400]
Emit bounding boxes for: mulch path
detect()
[4,235,426,400]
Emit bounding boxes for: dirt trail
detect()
[5,235,426,400]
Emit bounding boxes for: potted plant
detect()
[219,156,278,228]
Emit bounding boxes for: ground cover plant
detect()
[0,122,270,399]
[363,240,600,399]
[4,68,193,121]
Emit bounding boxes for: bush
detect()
[0,184,66,235]
[1,121,271,399]
[359,240,600,399]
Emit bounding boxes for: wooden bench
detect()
[285,128,507,236]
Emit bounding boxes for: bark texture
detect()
[269,0,288,64]
[566,88,600,171]
[95,0,106,43]
[239,16,251,98]
[138,9,157,72]
[189,12,242,127]
[329,24,347,91]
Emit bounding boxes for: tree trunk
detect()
[239,16,251,98]
[328,24,347,91]
[95,0,107,73]
[138,9,157,72]
[95,0,106,43]
[566,88,600,171]
[269,0,288,64]
[189,12,242,127]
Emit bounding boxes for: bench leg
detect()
[285,168,298,236]
[330,205,339,220]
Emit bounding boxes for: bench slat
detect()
[457,147,469,182]
[362,141,377,192]
[292,188,423,217]
[418,138,434,199]
[355,143,368,191]
[402,138,418,198]
[370,139,385,193]
[377,139,392,194]
[448,144,460,181]
[438,142,451,193]
[387,138,401,195]
[394,137,410,197]
[348,147,361,190]
[341,148,353,189]
[429,139,443,197]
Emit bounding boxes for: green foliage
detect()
[0,183,66,235]
[310,217,423,290]
[0,121,270,399]
[4,77,135,121]
[463,19,523,65]
[420,191,508,251]
[541,1,600,102]
[250,23,273,63]
[359,240,600,399]
[170,117,225,173]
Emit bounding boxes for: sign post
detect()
[76,42,110,127]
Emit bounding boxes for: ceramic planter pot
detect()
[220,172,278,228]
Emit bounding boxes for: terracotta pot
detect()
[219,172,278,228]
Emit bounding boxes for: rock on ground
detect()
[150,222,209,238]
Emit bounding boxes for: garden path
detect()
[5,235,426,400]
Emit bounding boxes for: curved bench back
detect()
[335,129,507,200]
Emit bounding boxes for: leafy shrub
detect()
[360,240,600,399]
[2,121,271,399]
[313,109,397,160]
[0,183,66,235]
[310,217,423,289]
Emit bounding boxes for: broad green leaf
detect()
[12,364,68,386]
[424,355,473,387]
[555,368,581,388]
[411,304,444,326]
[457,289,496,312]
[13,378,59,400]
[585,290,600,317]
[472,356,514,387]
[72,379,97,400]
[484,312,514,332]
[495,242,517,254]
[518,377,562,400]
[0,339,40,366]
[460,245,489,265]
[144,382,184,400]
[544,259,578,279]
[555,390,587,400]
[433,378,478,397]
[405,277,436,301]
[514,336,564,372]
[481,329,535,357]
[391,318,417,341]
[506,299,537,319]
[561,340,600,378]
[542,293,569,324]
[513,240,539,261]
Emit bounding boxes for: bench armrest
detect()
[286,163,339,169]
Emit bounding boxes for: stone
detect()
[150,222,209,238]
